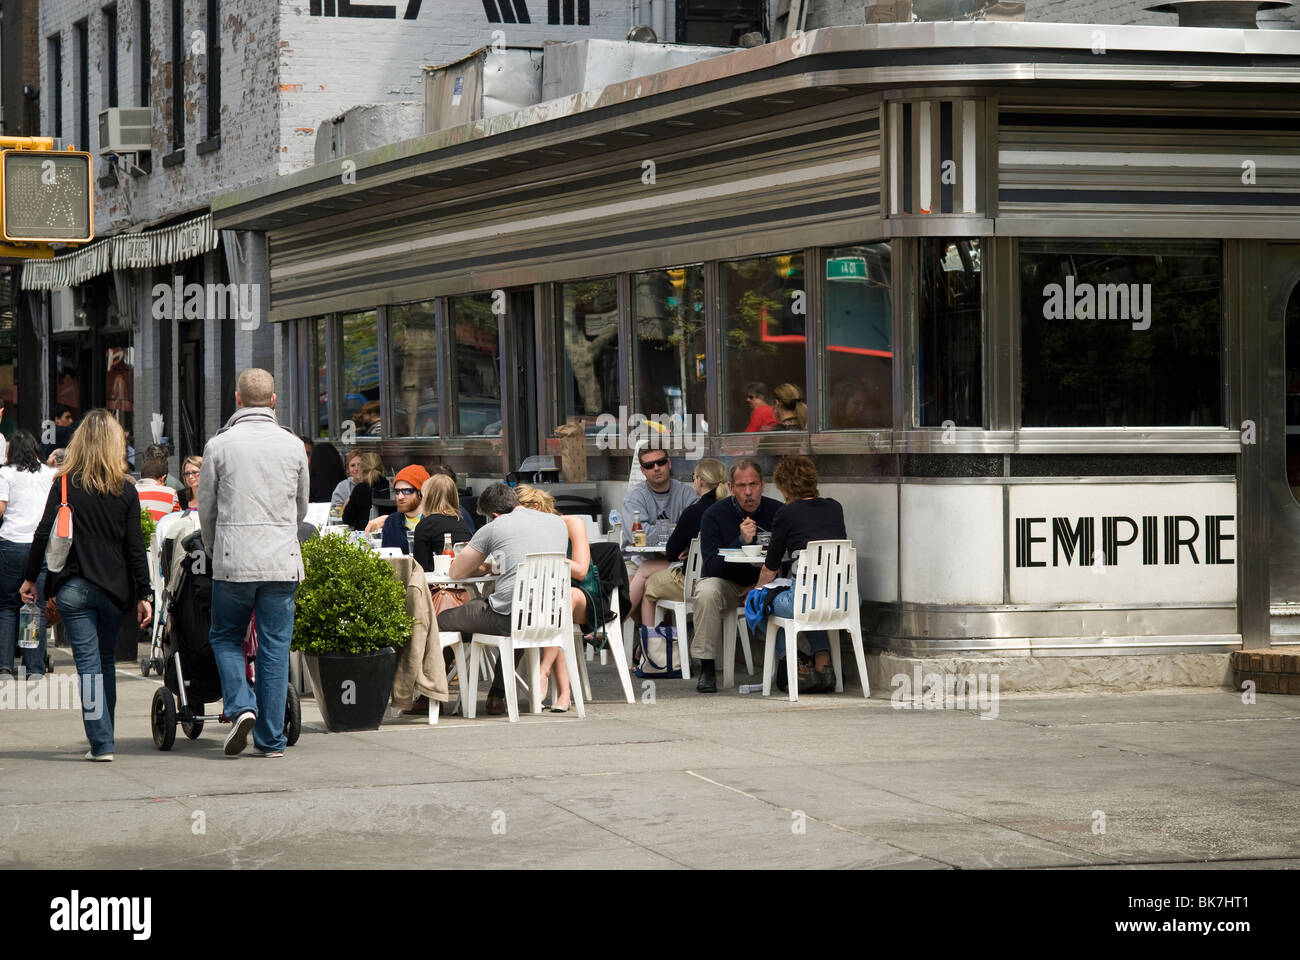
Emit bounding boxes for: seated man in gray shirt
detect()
[441,483,569,716]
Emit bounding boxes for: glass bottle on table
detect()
[442,533,454,557]
[632,510,645,547]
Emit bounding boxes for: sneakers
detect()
[224,711,256,756]
[253,749,284,758]
[84,750,114,762]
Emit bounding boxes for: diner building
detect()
[212,17,1300,684]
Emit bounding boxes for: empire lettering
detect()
[1015,515,1235,568]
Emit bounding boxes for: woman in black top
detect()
[341,451,390,531]
[412,474,472,571]
[755,455,846,694]
[640,458,728,625]
[21,410,152,761]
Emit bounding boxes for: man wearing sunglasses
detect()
[378,464,431,554]
[621,446,697,621]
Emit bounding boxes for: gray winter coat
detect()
[199,407,309,582]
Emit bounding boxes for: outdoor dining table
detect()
[424,572,499,599]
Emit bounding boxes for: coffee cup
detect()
[741,543,763,557]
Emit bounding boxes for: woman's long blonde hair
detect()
[693,458,728,500]
[358,451,385,486]
[59,408,129,497]
[421,473,461,518]
[514,484,559,515]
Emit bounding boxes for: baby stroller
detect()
[149,527,302,751]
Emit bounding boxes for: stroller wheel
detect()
[151,687,177,751]
[285,685,302,747]
[140,655,151,677]
[181,701,205,740]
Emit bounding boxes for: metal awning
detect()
[19,213,220,290]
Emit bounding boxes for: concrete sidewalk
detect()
[2,647,1299,869]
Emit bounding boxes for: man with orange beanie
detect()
[380,464,430,555]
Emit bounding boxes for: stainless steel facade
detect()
[214,22,1300,657]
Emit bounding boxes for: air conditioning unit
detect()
[98,107,152,154]
[51,288,90,333]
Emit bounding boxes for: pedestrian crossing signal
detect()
[0,150,94,244]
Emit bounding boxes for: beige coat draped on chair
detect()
[383,554,451,708]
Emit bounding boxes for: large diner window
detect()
[389,299,438,437]
[1019,240,1223,427]
[1287,283,1300,499]
[721,252,806,433]
[558,277,619,432]
[315,316,329,439]
[633,264,707,436]
[339,310,379,436]
[449,293,502,436]
[824,243,892,429]
[918,238,982,427]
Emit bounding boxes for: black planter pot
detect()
[303,648,398,732]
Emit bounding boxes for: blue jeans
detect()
[210,580,297,752]
[0,539,46,676]
[770,588,829,660]
[58,577,123,756]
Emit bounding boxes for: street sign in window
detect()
[0,150,94,243]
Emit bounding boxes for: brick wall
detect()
[276,0,644,175]
[39,0,281,234]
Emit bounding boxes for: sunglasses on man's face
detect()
[640,458,669,470]
[394,487,418,496]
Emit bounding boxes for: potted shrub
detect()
[292,531,412,732]
[117,509,159,660]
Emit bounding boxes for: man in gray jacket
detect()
[200,369,309,758]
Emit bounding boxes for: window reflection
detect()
[339,310,379,436]
[559,278,619,432]
[1020,240,1222,428]
[633,264,707,436]
[918,238,982,427]
[316,316,328,439]
[721,252,805,433]
[389,300,438,437]
[823,243,892,429]
[449,293,501,436]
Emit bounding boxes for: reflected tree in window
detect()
[559,278,619,429]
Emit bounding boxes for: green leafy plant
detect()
[292,531,413,655]
[140,509,157,548]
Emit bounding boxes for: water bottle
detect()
[406,528,415,556]
[18,600,41,649]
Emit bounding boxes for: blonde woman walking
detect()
[21,410,152,761]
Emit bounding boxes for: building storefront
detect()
[214,22,1300,659]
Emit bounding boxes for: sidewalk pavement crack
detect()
[683,769,957,869]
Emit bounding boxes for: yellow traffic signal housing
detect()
[0,149,94,244]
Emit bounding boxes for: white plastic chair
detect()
[652,538,754,686]
[576,584,635,705]
[762,540,868,702]
[466,554,585,722]
[429,631,471,726]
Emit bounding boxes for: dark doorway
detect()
[178,323,204,460]
[504,288,537,470]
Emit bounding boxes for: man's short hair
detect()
[729,457,763,484]
[744,382,768,401]
[52,404,72,420]
[237,368,275,407]
[476,483,519,518]
[140,451,169,480]
[143,443,169,463]
[430,463,458,484]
